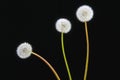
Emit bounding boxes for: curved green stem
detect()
[61,33,72,80]
[83,22,90,80]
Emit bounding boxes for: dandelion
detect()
[16,42,32,59]
[76,5,94,80]
[16,42,61,80]
[76,5,94,22]
[55,18,72,80]
[55,18,71,33]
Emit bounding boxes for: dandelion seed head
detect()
[76,5,94,22]
[16,42,32,59]
[55,18,71,33]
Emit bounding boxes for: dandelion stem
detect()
[32,52,61,80]
[83,22,90,80]
[61,33,72,80]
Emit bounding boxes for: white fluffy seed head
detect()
[55,18,72,33]
[76,5,94,22]
[16,42,32,59]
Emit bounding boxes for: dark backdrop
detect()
[0,0,119,80]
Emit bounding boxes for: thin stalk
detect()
[32,52,61,80]
[61,33,72,80]
[83,22,90,80]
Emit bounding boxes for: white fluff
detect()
[55,18,72,33]
[76,5,94,22]
[16,42,32,59]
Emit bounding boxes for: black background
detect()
[0,0,119,80]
